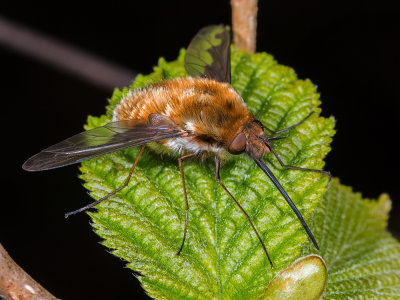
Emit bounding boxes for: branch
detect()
[0,243,58,300]
[230,0,258,53]
[0,16,135,90]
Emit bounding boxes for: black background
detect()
[1,1,399,299]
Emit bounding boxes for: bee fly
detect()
[23,25,330,267]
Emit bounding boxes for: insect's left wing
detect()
[185,25,231,83]
[23,118,185,171]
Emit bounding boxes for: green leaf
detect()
[80,48,335,299]
[301,179,400,299]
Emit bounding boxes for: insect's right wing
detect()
[23,117,186,171]
[185,25,231,83]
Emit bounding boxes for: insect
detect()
[23,25,330,267]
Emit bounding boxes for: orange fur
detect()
[113,78,257,157]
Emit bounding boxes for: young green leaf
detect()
[260,254,328,300]
[301,179,400,299]
[80,48,335,299]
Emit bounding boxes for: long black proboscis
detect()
[253,158,319,250]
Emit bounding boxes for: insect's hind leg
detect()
[65,145,145,218]
[177,153,196,255]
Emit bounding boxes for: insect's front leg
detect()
[215,157,273,268]
[269,145,331,181]
[263,112,315,135]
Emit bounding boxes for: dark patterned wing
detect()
[185,25,231,83]
[23,117,185,171]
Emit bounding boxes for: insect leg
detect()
[215,157,273,268]
[177,153,196,255]
[65,145,145,218]
[263,112,315,135]
[269,145,331,182]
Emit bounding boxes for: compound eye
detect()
[228,132,246,154]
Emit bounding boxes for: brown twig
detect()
[230,0,258,53]
[0,243,58,300]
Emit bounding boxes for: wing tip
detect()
[22,156,42,172]
[22,152,57,172]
